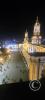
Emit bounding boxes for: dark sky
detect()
[0,1,45,41]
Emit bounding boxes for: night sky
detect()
[0,1,45,41]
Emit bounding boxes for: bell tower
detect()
[31,16,42,45]
[33,16,40,35]
[24,29,29,43]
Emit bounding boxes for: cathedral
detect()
[2,16,45,82]
[22,17,45,80]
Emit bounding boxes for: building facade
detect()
[22,17,45,80]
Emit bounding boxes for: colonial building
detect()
[22,17,45,80]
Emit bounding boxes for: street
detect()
[0,51,28,84]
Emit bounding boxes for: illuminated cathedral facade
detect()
[22,17,45,80]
